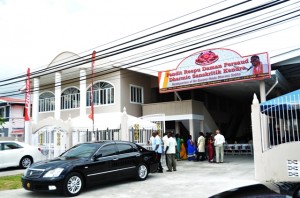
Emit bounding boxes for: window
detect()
[61,88,80,110]
[39,92,55,112]
[117,144,135,154]
[130,85,143,104]
[97,144,117,157]
[0,107,5,118]
[1,142,23,150]
[87,81,114,106]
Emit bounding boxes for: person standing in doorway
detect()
[214,129,225,163]
[165,132,177,172]
[175,133,181,160]
[197,132,206,161]
[187,135,195,161]
[207,133,215,163]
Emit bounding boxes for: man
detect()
[197,132,206,161]
[162,132,169,167]
[214,129,225,163]
[152,131,163,173]
[165,132,177,172]
[250,55,263,75]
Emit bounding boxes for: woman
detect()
[175,134,181,160]
[180,139,187,160]
[207,134,214,162]
[187,135,195,161]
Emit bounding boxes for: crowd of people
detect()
[150,129,226,173]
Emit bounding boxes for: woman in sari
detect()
[175,134,181,160]
[179,138,187,160]
[207,134,214,162]
[187,135,195,161]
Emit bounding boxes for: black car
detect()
[22,141,159,197]
[209,182,300,198]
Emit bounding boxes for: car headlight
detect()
[43,168,64,178]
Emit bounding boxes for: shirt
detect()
[152,135,162,154]
[166,137,177,154]
[214,134,225,146]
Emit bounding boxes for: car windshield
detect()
[61,144,99,158]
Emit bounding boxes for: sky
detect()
[0,0,300,94]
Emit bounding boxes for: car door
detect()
[115,143,140,178]
[84,143,118,186]
[0,142,23,168]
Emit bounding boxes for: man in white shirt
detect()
[165,132,177,172]
[214,129,225,163]
[162,132,169,167]
[152,131,163,173]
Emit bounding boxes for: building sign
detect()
[158,48,270,93]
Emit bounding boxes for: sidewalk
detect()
[0,155,258,198]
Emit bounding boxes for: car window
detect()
[117,144,135,154]
[62,144,99,158]
[3,142,23,150]
[97,144,117,157]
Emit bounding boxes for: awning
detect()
[260,89,300,116]
[11,129,24,135]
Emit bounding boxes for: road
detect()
[0,155,258,198]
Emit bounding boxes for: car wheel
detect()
[63,172,83,197]
[19,156,33,168]
[136,163,148,181]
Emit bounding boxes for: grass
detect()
[0,174,23,191]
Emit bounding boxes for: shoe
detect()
[173,169,177,171]
[166,170,172,172]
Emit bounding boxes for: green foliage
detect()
[0,116,4,126]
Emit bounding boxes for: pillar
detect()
[55,72,61,120]
[32,78,40,124]
[80,69,87,117]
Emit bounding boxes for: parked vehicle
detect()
[0,141,43,169]
[22,141,159,197]
[209,182,300,198]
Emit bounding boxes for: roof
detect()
[0,97,25,104]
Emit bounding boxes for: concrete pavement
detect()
[0,155,259,198]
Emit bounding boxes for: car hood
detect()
[30,157,87,170]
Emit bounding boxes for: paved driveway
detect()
[0,155,258,198]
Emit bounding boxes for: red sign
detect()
[24,68,30,121]
[158,48,270,93]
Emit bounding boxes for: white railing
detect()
[260,93,300,151]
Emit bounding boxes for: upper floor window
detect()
[87,81,114,106]
[39,92,55,112]
[130,85,143,104]
[61,87,80,110]
[0,107,5,118]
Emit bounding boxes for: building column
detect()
[175,121,180,135]
[189,119,195,141]
[32,78,40,124]
[55,72,61,120]
[200,120,204,133]
[80,69,87,117]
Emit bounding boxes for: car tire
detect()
[19,156,33,169]
[136,163,148,181]
[63,172,84,197]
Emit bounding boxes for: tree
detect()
[0,116,4,127]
